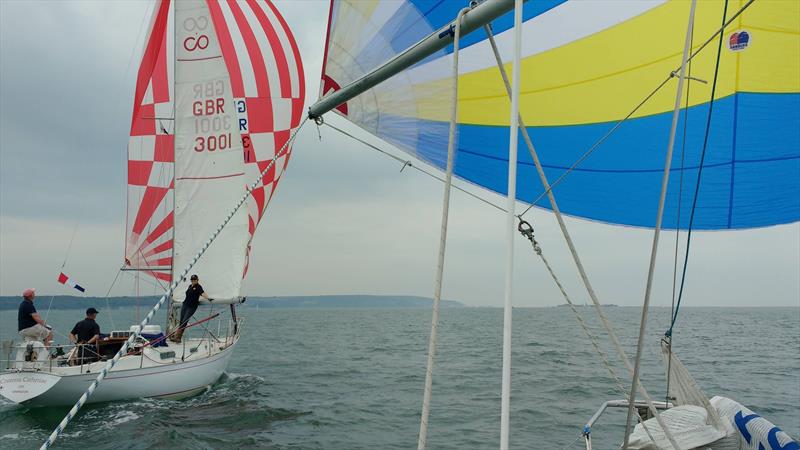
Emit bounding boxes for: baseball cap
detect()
[86,307,99,315]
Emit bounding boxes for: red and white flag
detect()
[57,272,86,293]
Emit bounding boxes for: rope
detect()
[667,0,730,340]
[623,1,698,448]
[517,76,672,218]
[667,15,696,408]
[418,8,468,450]
[324,122,506,214]
[517,0,757,219]
[40,118,308,449]
[484,24,680,449]
[517,221,659,447]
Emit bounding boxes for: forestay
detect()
[319,0,799,229]
[124,0,305,298]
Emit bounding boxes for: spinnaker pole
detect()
[622,0,699,448]
[307,0,529,120]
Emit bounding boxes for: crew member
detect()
[70,307,101,364]
[18,288,53,349]
[172,274,210,343]
[69,307,101,344]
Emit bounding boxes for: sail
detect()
[320,0,800,230]
[171,0,250,303]
[207,0,306,275]
[125,0,175,282]
[125,0,305,293]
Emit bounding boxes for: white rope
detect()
[520,231,659,446]
[40,118,308,449]
[483,23,681,450]
[500,2,522,449]
[417,8,467,450]
[623,2,698,448]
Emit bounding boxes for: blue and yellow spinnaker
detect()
[320,0,799,230]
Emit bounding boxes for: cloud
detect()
[1,1,797,308]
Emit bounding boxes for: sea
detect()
[1,305,798,449]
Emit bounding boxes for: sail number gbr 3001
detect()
[192,80,235,153]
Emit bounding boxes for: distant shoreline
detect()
[0,295,464,310]
[1,296,796,309]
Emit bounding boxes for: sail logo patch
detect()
[728,31,751,52]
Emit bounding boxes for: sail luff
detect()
[171,0,249,303]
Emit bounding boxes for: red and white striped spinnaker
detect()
[124,0,305,297]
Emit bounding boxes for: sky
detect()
[0,0,798,309]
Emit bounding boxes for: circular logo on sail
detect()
[728,30,751,52]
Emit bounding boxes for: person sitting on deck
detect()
[69,307,101,364]
[18,288,53,349]
[171,274,211,343]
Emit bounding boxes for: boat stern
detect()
[0,371,61,404]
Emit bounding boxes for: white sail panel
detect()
[172,0,249,303]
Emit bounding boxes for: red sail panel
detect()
[208,0,305,278]
[125,0,175,278]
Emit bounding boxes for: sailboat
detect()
[309,0,798,449]
[0,0,304,407]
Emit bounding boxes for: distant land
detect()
[0,295,463,310]
[556,303,618,307]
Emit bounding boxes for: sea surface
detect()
[1,306,798,449]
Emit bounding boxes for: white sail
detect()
[172,0,249,304]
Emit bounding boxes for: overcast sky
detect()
[0,1,798,309]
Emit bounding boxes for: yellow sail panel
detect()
[409,0,800,126]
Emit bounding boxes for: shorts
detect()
[19,324,50,341]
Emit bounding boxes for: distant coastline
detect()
[556,303,618,307]
[0,295,463,310]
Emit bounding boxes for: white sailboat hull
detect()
[0,336,238,407]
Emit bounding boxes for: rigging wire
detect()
[667,0,731,339]
[324,122,507,214]
[45,221,82,321]
[41,116,310,450]
[482,21,680,448]
[517,222,659,446]
[517,0,757,219]
[622,0,701,446]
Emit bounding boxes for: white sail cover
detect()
[172,0,249,303]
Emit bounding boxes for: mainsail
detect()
[320,0,799,230]
[124,0,305,298]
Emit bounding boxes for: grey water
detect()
[1,305,798,449]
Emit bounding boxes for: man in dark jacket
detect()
[69,308,101,344]
[69,308,101,364]
[18,288,53,349]
[171,274,210,343]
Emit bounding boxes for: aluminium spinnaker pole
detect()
[622,0,698,448]
[500,1,522,449]
[307,0,529,120]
